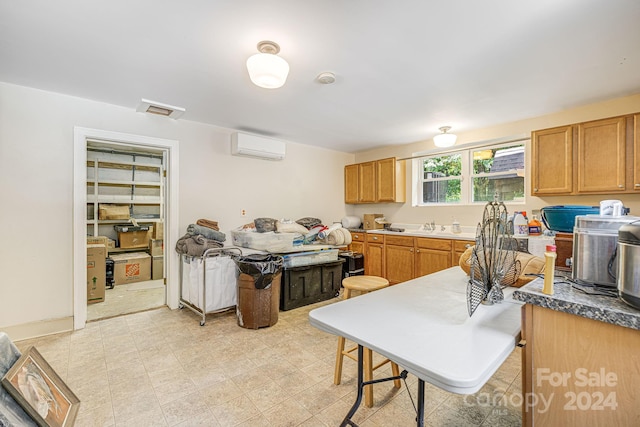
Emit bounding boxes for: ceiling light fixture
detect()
[433,126,457,148]
[246,41,290,89]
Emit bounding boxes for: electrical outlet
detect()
[241,209,246,217]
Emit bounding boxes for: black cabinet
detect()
[280,259,344,311]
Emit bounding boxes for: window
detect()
[416,142,526,205]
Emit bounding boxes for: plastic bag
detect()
[234,254,284,289]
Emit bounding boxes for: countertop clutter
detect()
[513,276,640,330]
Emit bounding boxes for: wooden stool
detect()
[334,275,402,407]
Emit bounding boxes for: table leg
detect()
[417,379,425,427]
[340,345,364,427]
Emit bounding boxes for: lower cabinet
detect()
[415,237,453,277]
[521,304,640,425]
[384,235,415,285]
[366,234,384,277]
[280,260,345,311]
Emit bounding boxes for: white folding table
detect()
[309,267,522,426]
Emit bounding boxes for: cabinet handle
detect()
[410,248,414,252]
[465,244,471,249]
[618,184,624,188]
[416,249,420,253]
[373,236,378,241]
[635,184,640,187]
[354,234,360,239]
[533,188,538,192]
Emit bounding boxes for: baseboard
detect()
[1,317,74,342]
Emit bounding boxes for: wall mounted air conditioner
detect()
[231,132,286,161]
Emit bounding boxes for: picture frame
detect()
[1,347,80,427]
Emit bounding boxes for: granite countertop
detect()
[512,275,640,331]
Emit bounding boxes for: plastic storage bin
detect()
[280,259,344,311]
[230,230,296,252]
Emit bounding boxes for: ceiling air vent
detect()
[136,98,185,119]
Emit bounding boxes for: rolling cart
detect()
[178,247,242,325]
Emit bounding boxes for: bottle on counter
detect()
[528,215,542,236]
[542,245,557,295]
[513,212,529,237]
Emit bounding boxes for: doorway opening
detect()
[86,143,166,321]
[73,127,180,330]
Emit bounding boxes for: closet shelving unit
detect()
[86,148,164,251]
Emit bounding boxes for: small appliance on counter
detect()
[617,221,640,310]
[338,251,364,279]
[572,215,640,287]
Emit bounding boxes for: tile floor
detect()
[16,298,522,426]
[87,280,166,321]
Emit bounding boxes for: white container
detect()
[513,212,529,237]
[282,249,339,268]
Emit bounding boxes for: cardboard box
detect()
[116,227,151,249]
[87,236,115,254]
[152,255,163,280]
[152,222,164,240]
[110,252,151,285]
[363,214,385,230]
[87,244,106,304]
[149,239,164,256]
[98,204,130,220]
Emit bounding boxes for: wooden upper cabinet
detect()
[376,157,406,203]
[634,114,640,191]
[531,125,573,195]
[358,161,377,203]
[344,157,406,204]
[577,116,626,193]
[344,164,360,203]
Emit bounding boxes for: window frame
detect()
[413,140,527,207]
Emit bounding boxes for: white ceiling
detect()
[1,0,639,152]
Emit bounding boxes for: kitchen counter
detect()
[345,227,477,241]
[512,276,640,330]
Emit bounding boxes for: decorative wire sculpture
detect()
[467,201,522,317]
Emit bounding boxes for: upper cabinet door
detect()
[577,117,626,193]
[344,164,360,203]
[358,161,377,203]
[531,125,573,195]
[633,114,640,191]
[376,157,406,202]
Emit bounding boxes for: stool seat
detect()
[334,275,401,408]
[342,275,389,293]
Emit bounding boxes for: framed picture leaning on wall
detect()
[1,346,79,427]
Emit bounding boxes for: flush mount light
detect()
[246,41,290,89]
[433,126,457,148]
[136,99,185,119]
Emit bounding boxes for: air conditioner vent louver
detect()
[231,132,286,161]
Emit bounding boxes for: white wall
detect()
[0,82,354,337]
[349,93,640,228]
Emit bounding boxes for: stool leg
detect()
[364,347,374,407]
[391,362,401,388]
[334,336,346,385]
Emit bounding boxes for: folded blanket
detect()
[187,224,226,242]
[175,233,224,257]
[196,218,219,231]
